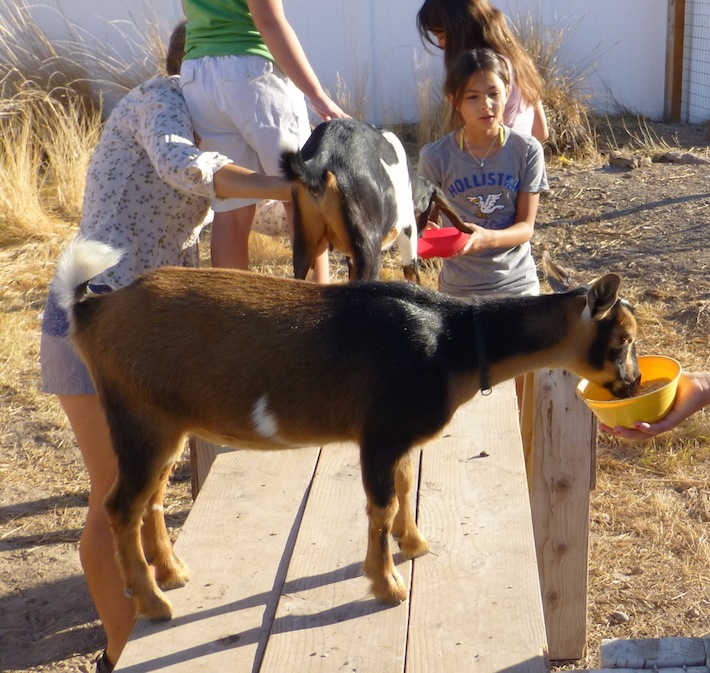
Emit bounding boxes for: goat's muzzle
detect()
[608,370,642,399]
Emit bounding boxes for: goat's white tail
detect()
[54,236,123,312]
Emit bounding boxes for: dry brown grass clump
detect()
[512,13,599,161]
[0,3,171,248]
[0,81,102,245]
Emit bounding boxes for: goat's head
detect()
[572,273,641,399]
[413,177,474,235]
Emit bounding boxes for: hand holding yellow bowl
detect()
[577,355,682,429]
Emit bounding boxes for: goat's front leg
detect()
[360,441,409,603]
[350,238,383,282]
[402,259,421,284]
[364,499,407,603]
[391,453,428,559]
[141,461,189,591]
[396,227,421,284]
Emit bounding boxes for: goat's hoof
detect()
[371,570,408,604]
[156,570,189,591]
[155,555,190,591]
[136,591,174,621]
[398,532,429,560]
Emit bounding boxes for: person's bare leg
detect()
[311,243,330,283]
[59,395,134,670]
[282,201,330,284]
[210,204,256,269]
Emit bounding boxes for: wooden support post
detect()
[188,436,231,498]
[664,0,686,121]
[527,368,596,662]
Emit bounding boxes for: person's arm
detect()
[458,191,538,255]
[133,80,291,202]
[600,371,710,439]
[213,163,292,202]
[247,0,348,120]
[531,100,549,143]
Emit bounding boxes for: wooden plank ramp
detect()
[114,380,549,673]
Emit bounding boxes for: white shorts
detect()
[180,55,311,212]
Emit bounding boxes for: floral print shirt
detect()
[73,75,232,288]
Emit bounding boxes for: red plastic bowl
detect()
[418,228,469,259]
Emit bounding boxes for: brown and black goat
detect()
[280,118,473,283]
[55,237,640,620]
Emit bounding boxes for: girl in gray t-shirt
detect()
[417,48,548,299]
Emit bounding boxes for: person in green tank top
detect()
[180,0,348,279]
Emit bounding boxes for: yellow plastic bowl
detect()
[576,355,682,429]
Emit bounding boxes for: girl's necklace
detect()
[459,126,504,169]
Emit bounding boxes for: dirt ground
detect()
[1,120,708,673]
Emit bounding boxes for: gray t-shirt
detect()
[417,126,548,297]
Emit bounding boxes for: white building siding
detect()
[499,0,668,120]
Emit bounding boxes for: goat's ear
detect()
[412,177,438,234]
[542,250,575,293]
[413,177,474,235]
[430,185,475,235]
[585,273,621,320]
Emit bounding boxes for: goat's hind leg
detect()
[391,453,428,559]
[360,440,409,604]
[291,192,327,280]
[103,413,184,620]
[141,454,190,591]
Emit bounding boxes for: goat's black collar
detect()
[473,312,492,396]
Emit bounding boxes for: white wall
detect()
[499,0,668,120]
[21,0,183,56]
[279,1,431,123]
[11,0,668,123]
[14,0,185,109]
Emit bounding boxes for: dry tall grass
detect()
[514,13,599,160]
[0,81,103,245]
[0,3,167,249]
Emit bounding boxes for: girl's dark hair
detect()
[166,20,187,76]
[444,48,510,127]
[416,0,542,106]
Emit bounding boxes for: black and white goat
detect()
[55,237,640,620]
[280,118,472,282]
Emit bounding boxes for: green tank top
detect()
[183,0,273,61]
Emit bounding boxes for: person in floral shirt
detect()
[39,21,291,673]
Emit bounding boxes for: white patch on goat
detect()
[251,395,280,439]
[381,132,418,266]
